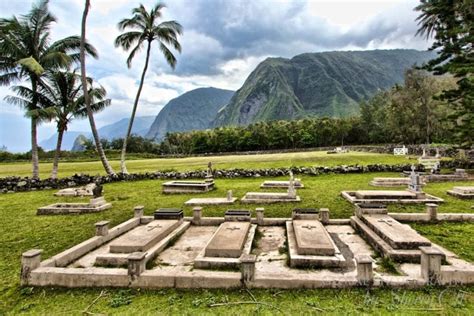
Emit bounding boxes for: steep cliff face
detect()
[213,49,436,126]
[146,87,234,140]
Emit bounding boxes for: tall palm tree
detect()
[6,70,111,179]
[0,0,97,179]
[80,0,115,176]
[115,2,182,173]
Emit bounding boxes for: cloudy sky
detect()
[0,0,431,152]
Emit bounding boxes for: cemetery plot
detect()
[162,180,215,194]
[370,177,413,187]
[194,221,256,269]
[37,197,112,215]
[286,220,346,268]
[54,183,96,197]
[185,190,237,205]
[260,179,304,189]
[447,186,474,199]
[351,214,437,262]
[341,190,444,204]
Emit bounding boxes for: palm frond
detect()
[158,42,177,69]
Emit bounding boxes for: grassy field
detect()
[0,151,415,178]
[0,169,473,314]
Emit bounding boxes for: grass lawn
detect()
[0,151,416,179]
[0,170,473,314]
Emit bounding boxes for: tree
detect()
[415,0,474,146]
[0,0,97,178]
[115,2,182,173]
[80,0,115,176]
[6,70,110,178]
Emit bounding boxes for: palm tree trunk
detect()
[80,0,115,176]
[51,127,64,179]
[31,116,39,179]
[120,40,151,174]
[30,77,40,179]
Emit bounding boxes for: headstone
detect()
[109,220,180,253]
[435,148,441,158]
[293,220,335,256]
[153,208,183,220]
[227,190,233,201]
[408,167,423,193]
[422,147,427,158]
[92,183,103,198]
[205,222,251,258]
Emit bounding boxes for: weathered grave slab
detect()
[260,180,304,189]
[369,177,412,187]
[37,197,111,215]
[362,214,431,250]
[293,220,335,256]
[447,186,474,199]
[205,222,251,258]
[355,190,416,199]
[55,183,96,197]
[162,180,215,194]
[109,220,180,253]
[185,197,237,205]
[241,192,300,203]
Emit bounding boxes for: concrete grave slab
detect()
[205,222,251,258]
[109,220,181,253]
[260,180,304,189]
[286,221,346,268]
[341,190,444,205]
[241,192,301,203]
[185,197,237,205]
[361,214,431,250]
[162,180,215,194]
[37,197,112,215]
[447,186,474,199]
[293,220,335,256]
[369,177,414,187]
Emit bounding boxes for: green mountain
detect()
[213,49,436,126]
[146,87,234,140]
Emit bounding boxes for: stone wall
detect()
[2,160,472,193]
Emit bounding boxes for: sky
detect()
[0,0,432,152]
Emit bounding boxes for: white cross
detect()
[377,219,393,226]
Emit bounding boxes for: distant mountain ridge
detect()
[213,49,436,126]
[146,87,234,140]
[39,116,155,151]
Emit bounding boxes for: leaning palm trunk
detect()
[120,41,151,174]
[80,0,115,176]
[51,127,65,179]
[31,116,40,179]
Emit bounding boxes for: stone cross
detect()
[287,179,296,198]
[302,224,318,230]
[377,218,393,226]
[435,148,441,158]
[289,170,294,182]
[147,223,162,231]
[207,162,213,177]
[227,190,233,201]
[226,226,241,232]
[422,147,427,158]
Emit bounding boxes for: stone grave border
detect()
[341,191,444,205]
[21,206,474,289]
[36,197,112,215]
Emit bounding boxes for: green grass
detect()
[0,158,473,314]
[0,151,414,178]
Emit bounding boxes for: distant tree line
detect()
[159,70,459,155]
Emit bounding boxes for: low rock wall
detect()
[1,160,472,193]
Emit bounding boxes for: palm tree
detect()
[80,0,115,176]
[6,70,111,179]
[115,2,182,173]
[0,0,97,179]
